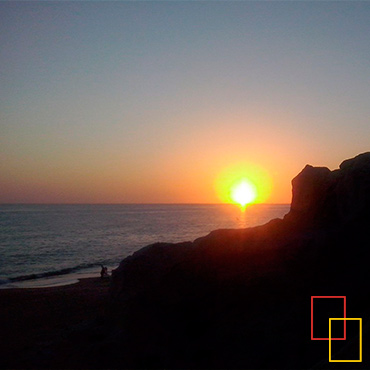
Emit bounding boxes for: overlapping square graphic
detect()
[311,296,363,363]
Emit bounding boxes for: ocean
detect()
[0,204,289,289]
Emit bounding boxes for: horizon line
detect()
[0,202,291,206]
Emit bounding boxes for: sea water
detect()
[0,204,289,288]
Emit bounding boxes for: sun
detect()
[230,180,257,209]
[214,162,272,210]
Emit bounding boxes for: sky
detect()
[1,1,370,204]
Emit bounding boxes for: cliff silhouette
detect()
[13,153,369,369]
[108,152,370,369]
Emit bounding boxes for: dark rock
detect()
[107,152,370,369]
[285,151,370,227]
[336,152,370,224]
[288,165,334,225]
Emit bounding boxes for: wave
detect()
[2,261,114,285]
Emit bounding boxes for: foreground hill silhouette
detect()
[109,152,370,369]
[3,153,369,369]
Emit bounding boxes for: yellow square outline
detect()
[329,318,362,362]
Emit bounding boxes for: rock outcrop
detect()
[287,152,370,226]
[108,152,370,369]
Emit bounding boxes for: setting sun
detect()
[230,180,257,208]
[215,163,273,208]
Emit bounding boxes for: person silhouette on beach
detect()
[100,265,108,279]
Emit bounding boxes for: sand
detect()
[0,277,111,369]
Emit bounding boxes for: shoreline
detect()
[0,277,111,369]
[0,269,116,290]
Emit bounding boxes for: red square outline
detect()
[311,296,346,340]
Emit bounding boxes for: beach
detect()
[0,278,110,369]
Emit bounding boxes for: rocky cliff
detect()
[287,152,370,226]
[108,152,370,369]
